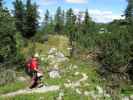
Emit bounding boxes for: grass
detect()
[0,91,59,100]
[121,85,133,96]
[1,35,128,100]
[0,89,92,100]
[0,81,28,95]
[21,35,70,58]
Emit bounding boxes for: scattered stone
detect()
[84,83,90,86]
[105,94,110,98]
[122,97,130,100]
[74,72,80,76]
[71,82,80,88]
[41,57,44,61]
[56,52,65,58]
[67,48,72,50]
[84,91,90,96]
[66,79,71,83]
[75,88,82,94]
[64,83,71,88]
[59,92,64,97]
[73,65,78,69]
[48,48,57,54]
[57,92,64,100]
[56,52,67,63]
[50,60,56,65]
[80,73,88,81]
[53,64,59,70]
[96,86,103,94]
[34,53,39,57]
[47,48,68,64]
[49,70,61,79]
[130,95,133,99]
[47,55,54,60]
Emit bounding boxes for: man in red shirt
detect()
[26,56,43,89]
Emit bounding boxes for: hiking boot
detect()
[38,83,44,88]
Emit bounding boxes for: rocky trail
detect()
[0,72,88,97]
[1,85,60,97]
[0,47,110,99]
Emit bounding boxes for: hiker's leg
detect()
[37,76,44,87]
[29,72,38,89]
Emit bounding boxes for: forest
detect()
[0,0,133,99]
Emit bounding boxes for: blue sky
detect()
[4,0,127,23]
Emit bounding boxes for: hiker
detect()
[26,54,43,89]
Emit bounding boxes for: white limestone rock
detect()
[49,70,61,79]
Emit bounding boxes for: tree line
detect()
[1,0,133,87]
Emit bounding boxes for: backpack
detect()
[26,59,32,73]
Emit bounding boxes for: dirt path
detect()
[1,73,88,97]
[64,72,88,88]
[1,85,60,97]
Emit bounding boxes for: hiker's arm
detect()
[34,67,42,73]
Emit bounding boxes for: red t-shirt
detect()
[27,58,38,71]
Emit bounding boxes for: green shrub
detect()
[0,69,16,86]
[97,32,130,72]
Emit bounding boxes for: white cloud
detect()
[36,0,57,5]
[65,0,87,4]
[73,9,124,23]
[88,9,124,23]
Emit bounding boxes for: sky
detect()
[4,0,127,23]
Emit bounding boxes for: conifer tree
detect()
[82,9,91,34]
[125,0,133,23]
[0,0,3,8]
[13,0,25,35]
[66,8,77,57]
[0,7,17,63]
[54,7,64,34]
[44,9,50,27]
[24,0,38,38]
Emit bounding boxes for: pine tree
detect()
[125,0,133,23]
[42,9,50,33]
[54,7,64,34]
[13,0,25,35]
[0,0,3,8]
[66,8,76,40]
[44,9,49,27]
[48,16,54,34]
[82,9,91,34]
[65,8,77,57]
[76,12,84,46]
[24,0,38,38]
[0,7,17,63]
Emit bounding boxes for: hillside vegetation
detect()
[1,0,133,100]
[0,35,133,100]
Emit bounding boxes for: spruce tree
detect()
[83,9,91,34]
[0,7,17,63]
[44,9,49,26]
[24,0,38,38]
[66,8,77,57]
[125,0,133,23]
[43,9,50,33]
[54,7,64,34]
[13,0,25,35]
[0,0,3,8]
[66,8,76,41]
